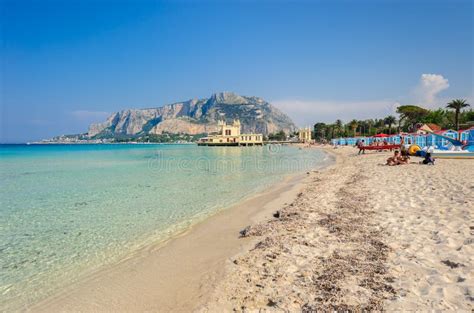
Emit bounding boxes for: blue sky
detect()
[1,0,472,142]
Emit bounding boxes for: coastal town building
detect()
[197,120,263,146]
[298,127,312,143]
[416,123,442,135]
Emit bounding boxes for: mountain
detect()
[87,92,296,138]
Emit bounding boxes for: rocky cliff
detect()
[88,92,296,138]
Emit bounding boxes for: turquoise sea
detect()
[0,144,331,310]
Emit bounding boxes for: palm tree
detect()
[384,115,397,135]
[374,118,385,131]
[335,119,343,137]
[446,99,470,131]
[366,119,374,136]
[328,124,336,139]
[349,119,358,137]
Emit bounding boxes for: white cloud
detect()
[415,73,449,106]
[272,73,457,126]
[70,110,110,122]
[272,99,398,126]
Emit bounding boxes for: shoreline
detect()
[30,148,335,312]
[14,146,474,311]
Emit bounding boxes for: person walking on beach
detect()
[357,140,365,155]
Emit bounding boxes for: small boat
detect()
[425,129,474,159]
[430,150,474,159]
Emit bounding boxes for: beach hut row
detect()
[331,128,472,148]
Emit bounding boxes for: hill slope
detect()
[88,92,296,138]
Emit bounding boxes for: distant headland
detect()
[39,92,297,144]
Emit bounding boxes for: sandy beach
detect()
[32,146,473,312]
[203,146,474,311]
[4,0,472,311]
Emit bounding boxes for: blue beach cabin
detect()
[413,134,427,147]
[427,129,458,147]
[459,127,473,142]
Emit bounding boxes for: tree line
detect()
[313,99,472,141]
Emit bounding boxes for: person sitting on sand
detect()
[386,150,400,166]
[397,154,410,165]
[400,144,408,156]
[420,152,435,165]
